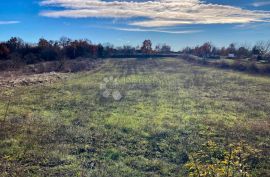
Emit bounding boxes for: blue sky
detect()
[1,0,270,50]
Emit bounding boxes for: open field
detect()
[0,58,269,176]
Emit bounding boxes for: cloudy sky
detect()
[1,0,270,50]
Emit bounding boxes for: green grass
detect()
[0,58,269,176]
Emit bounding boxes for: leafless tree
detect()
[141,40,152,54]
[155,43,171,54]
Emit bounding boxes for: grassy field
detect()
[0,58,269,176]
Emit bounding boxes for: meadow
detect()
[0,58,269,176]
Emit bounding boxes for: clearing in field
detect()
[0,58,269,176]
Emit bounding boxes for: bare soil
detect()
[0,58,104,88]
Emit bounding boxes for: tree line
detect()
[1,37,270,67]
[0,37,172,65]
[181,41,270,62]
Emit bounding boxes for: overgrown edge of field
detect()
[179,54,270,76]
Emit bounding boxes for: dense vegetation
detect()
[181,42,270,75]
[0,58,269,176]
[0,37,171,66]
[181,42,270,62]
[1,37,269,68]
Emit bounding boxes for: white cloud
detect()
[39,0,270,27]
[234,22,270,29]
[110,27,202,34]
[252,1,270,7]
[0,21,20,25]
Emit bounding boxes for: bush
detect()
[184,141,259,177]
[218,61,230,69]
[231,61,247,71]
[40,47,59,61]
[247,62,259,73]
[0,43,10,60]
[23,53,40,64]
[9,52,25,69]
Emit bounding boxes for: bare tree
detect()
[252,41,270,60]
[200,42,212,58]
[141,40,152,54]
[155,43,171,54]
[237,45,250,59]
[59,37,72,48]
[227,43,236,54]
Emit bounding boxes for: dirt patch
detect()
[0,58,104,73]
[0,59,104,88]
[0,72,68,88]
